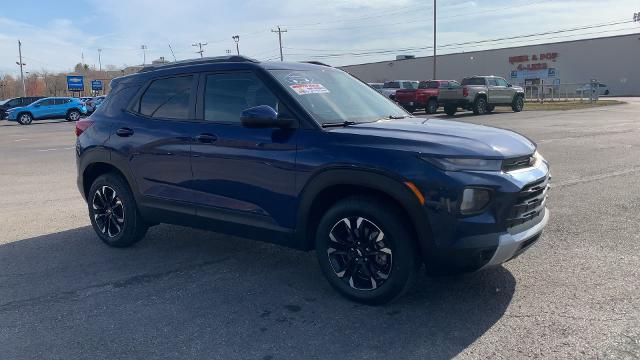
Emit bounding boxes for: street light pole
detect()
[433,0,437,80]
[232,35,240,55]
[98,49,102,71]
[141,45,148,65]
[271,26,287,61]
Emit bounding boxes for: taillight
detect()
[463,87,469,97]
[75,119,95,136]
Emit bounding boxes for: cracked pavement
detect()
[1,99,639,359]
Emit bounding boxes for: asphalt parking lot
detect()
[1,100,639,359]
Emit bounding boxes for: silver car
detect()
[380,80,418,100]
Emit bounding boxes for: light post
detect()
[232,35,240,55]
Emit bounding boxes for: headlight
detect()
[421,156,502,171]
[460,187,492,215]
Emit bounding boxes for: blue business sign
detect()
[67,75,85,91]
[510,70,518,79]
[547,68,556,77]
[91,80,103,91]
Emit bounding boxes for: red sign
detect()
[509,52,557,64]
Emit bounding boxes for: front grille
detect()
[507,176,549,229]
[502,154,534,172]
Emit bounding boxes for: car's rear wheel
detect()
[444,104,457,116]
[17,113,32,125]
[426,98,438,114]
[88,173,148,248]
[67,109,81,121]
[511,95,524,112]
[315,196,420,305]
[473,97,487,115]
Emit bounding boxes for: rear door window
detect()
[462,78,486,86]
[138,75,194,119]
[54,99,66,105]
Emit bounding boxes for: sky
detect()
[0,0,638,75]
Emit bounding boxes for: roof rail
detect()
[303,61,332,67]
[138,55,259,73]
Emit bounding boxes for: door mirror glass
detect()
[240,105,290,128]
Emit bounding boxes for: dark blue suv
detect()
[75,56,549,304]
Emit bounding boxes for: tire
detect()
[604,90,610,95]
[88,173,148,248]
[67,109,81,122]
[511,95,524,112]
[472,97,487,115]
[485,105,495,113]
[17,112,33,125]
[444,104,457,116]
[403,105,416,113]
[425,98,438,114]
[315,196,420,305]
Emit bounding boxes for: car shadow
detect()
[0,225,516,359]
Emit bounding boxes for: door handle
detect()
[195,133,218,143]
[116,127,134,137]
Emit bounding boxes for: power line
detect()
[283,19,634,59]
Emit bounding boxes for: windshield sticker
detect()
[285,72,314,84]
[290,83,330,95]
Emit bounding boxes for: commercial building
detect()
[340,33,640,96]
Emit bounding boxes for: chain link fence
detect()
[522,80,607,103]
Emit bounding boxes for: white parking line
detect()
[13,138,31,142]
[37,148,58,152]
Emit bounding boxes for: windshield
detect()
[270,68,407,124]
[419,81,440,89]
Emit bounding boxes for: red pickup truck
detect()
[394,80,454,114]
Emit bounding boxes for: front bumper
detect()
[480,207,549,269]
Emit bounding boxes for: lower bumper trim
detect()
[480,208,549,269]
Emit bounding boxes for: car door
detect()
[486,78,502,103]
[495,77,512,103]
[189,71,298,232]
[32,99,54,119]
[107,74,199,215]
[52,98,68,117]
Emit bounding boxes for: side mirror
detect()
[240,105,292,128]
[507,83,513,87]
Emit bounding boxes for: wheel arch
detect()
[82,161,130,200]
[296,168,433,259]
[17,111,34,120]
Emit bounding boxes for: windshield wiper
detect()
[321,121,357,128]
[388,115,407,119]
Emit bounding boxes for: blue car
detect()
[7,97,87,125]
[75,56,549,304]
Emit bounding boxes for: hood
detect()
[328,118,536,158]
[6,106,25,113]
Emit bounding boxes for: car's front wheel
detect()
[67,109,81,121]
[511,95,524,112]
[17,113,33,125]
[315,196,420,304]
[88,173,148,247]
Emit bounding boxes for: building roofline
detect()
[339,32,640,68]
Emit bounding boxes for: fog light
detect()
[460,188,491,215]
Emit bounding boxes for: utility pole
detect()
[271,26,287,61]
[232,35,240,55]
[16,40,26,96]
[98,49,102,71]
[192,42,208,58]
[168,44,177,61]
[141,45,148,65]
[433,0,437,79]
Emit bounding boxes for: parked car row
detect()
[4,97,88,125]
[369,75,525,116]
[0,95,108,125]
